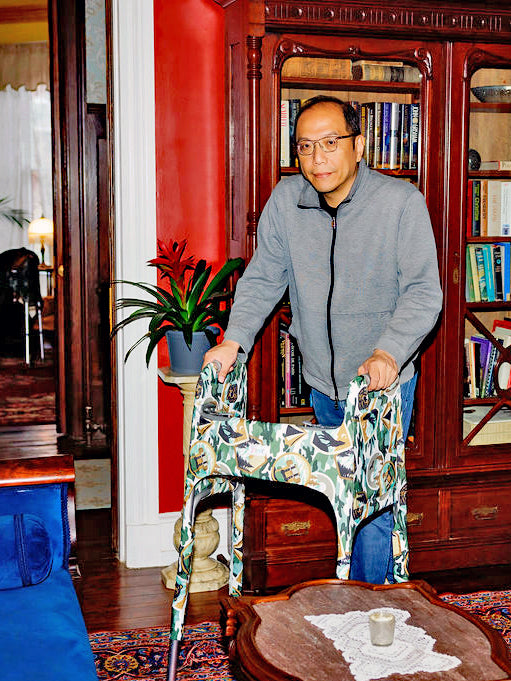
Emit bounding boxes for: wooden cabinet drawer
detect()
[263,499,336,546]
[406,488,440,541]
[450,485,511,540]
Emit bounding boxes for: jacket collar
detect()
[297,158,368,210]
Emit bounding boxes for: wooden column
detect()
[246,35,263,421]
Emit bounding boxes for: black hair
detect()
[292,95,361,143]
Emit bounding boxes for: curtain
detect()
[0,43,49,91]
[0,84,52,257]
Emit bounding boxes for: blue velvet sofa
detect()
[0,456,97,681]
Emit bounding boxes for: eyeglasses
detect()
[295,133,357,156]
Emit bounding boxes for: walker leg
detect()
[167,640,179,681]
[37,305,44,361]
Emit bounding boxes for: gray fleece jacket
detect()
[225,159,443,400]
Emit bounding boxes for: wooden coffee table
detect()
[221,580,511,681]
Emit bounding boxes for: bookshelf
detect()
[218,0,511,590]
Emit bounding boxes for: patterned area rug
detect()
[440,590,511,646]
[89,592,511,680]
[90,622,234,681]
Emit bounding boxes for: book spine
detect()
[501,181,511,236]
[493,244,504,301]
[472,179,481,237]
[283,57,352,80]
[365,103,375,167]
[389,102,401,169]
[482,244,495,302]
[280,100,290,167]
[409,103,420,169]
[279,325,286,408]
[400,103,410,170]
[487,180,502,236]
[468,244,481,302]
[381,102,392,169]
[351,63,420,83]
[480,179,488,236]
[502,241,511,301]
[474,245,488,301]
[479,160,511,171]
[373,102,381,169]
[467,180,473,237]
[288,99,301,166]
[465,246,475,302]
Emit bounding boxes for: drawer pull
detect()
[406,512,424,526]
[281,520,310,536]
[471,505,498,521]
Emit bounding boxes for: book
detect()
[466,180,473,237]
[480,179,488,236]
[487,180,503,236]
[351,62,420,83]
[409,103,420,170]
[373,102,382,168]
[466,246,475,302]
[282,57,352,80]
[280,100,290,167]
[400,103,410,170]
[472,179,481,236]
[482,243,495,302]
[364,103,375,167]
[467,244,481,302]
[499,241,511,301]
[474,245,488,301]
[388,102,401,169]
[493,244,504,301]
[380,102,392,169]
[479,160,511,171]
[288,99,301,165]
[501,182,511,236]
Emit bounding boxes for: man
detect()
[204,95,442,583]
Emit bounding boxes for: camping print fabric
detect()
[170,361,409,641]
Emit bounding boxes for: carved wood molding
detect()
[274,38,433,78]
[265,1,511,39]
[463,45,511,78]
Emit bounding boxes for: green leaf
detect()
[144,326,170,366]
[200,258,243,302]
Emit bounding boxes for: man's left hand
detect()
[357,349,398,391]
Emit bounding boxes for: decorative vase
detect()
[165,327,220,375]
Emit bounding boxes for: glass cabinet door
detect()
[462,64,511,454]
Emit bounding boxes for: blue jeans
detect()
[310,374,417,584]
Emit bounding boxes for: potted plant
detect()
[111,238,244,374]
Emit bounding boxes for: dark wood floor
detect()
[76,509,511,634]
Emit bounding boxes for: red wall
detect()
[153,0,226,512]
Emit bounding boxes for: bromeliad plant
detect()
[111,238,244,365]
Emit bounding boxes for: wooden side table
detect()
[158,367,229,593]
[222,579,511,681]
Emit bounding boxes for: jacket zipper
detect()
[326,215,339,408]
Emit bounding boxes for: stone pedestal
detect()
[158,367,229,592]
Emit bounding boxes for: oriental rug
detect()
[89,591,511,681]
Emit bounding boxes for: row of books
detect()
[280,98,420,171]
[465,243,511,302]
[464,320,511,399]
[279,325,311,408]
[360,101,419,170]
[466,180,511,237]
[282,57,421,83]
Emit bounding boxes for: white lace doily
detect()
[305,607,461,681]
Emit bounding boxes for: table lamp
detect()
[28,217,53,265]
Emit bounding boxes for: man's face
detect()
[295,102,365,207]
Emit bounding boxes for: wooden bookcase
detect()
[216,0,511,590]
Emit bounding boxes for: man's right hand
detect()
[203,339,240,383]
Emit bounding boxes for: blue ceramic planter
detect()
[165,327,220,375]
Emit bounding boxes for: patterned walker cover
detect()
[167,361,409,680]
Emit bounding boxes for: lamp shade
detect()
[28,217,53,239]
